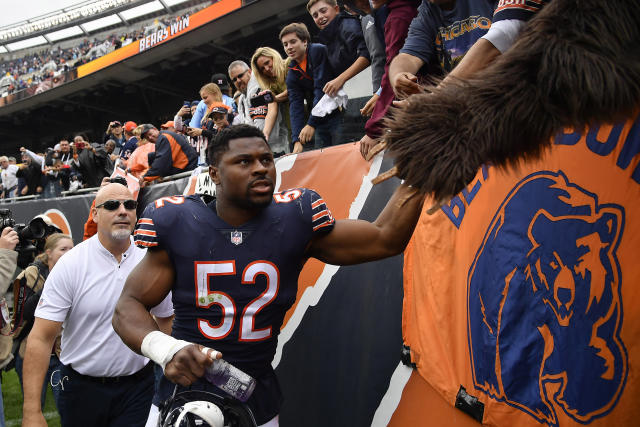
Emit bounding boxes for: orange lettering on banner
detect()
[77,0,241,78]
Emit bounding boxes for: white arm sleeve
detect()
[25,149,44,167]
[150,291,174,318]
[481,19,527,53]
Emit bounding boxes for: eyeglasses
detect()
[232,70,248,82]
[96,199,137,211]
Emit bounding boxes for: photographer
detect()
[0,227,18,293]
[42,159,64,199]
[103,120,126,154]
[71,136,110,188]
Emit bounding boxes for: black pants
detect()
[57,363,154,427]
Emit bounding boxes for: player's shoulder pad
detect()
[141,194,200,218]
[136,195,203,246]
[273,188,334,232]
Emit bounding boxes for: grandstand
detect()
[0,0,366,156]
[0,1,211,97]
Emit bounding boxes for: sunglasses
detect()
[232,70,248,82]
[96,199,137,211]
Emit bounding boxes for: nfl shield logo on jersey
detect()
[230,231,243,245]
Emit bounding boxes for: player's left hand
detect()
[164,344,214,387]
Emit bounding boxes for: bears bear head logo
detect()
[468,171,627,425]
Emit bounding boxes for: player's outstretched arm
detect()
[308,183,425,265]
[113,248,174,353]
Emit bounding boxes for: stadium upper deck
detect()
[0,0,201,47]
[0,0,211,99]
[0,0,314,154]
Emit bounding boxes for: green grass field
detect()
[1,368,60,427]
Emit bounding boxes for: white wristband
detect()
[141,330,192,372]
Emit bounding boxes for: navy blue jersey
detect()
[135,189,335,378]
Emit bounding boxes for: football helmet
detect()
[164,400,224,427]
[159,388,257,427]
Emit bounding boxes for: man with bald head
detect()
[22,184,173,427]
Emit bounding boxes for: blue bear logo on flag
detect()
[467,171,627,425]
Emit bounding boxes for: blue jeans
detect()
[311,110,343,150]
[43,179,62,199]
[15,353,62,410]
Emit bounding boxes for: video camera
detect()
[0,209,57,269]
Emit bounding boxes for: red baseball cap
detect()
[160,121,175,129]
[124,121,137,132]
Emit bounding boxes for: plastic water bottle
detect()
[204,358,256,402]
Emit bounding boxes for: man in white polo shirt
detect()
[22,183,173,427]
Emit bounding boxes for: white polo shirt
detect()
[35,235,173,377]
[1,164,18,190]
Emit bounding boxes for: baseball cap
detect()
[211,106,228,115]
[124,121,137,132]
[209,102,231,115]
[191,100,200,107]
[140,124,157,140]
[112,120,122,127]
[211,73,230,90]
[160,121,174,129]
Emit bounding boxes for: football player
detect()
[113,124,425,426]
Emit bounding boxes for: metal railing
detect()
[0,169,198,204]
